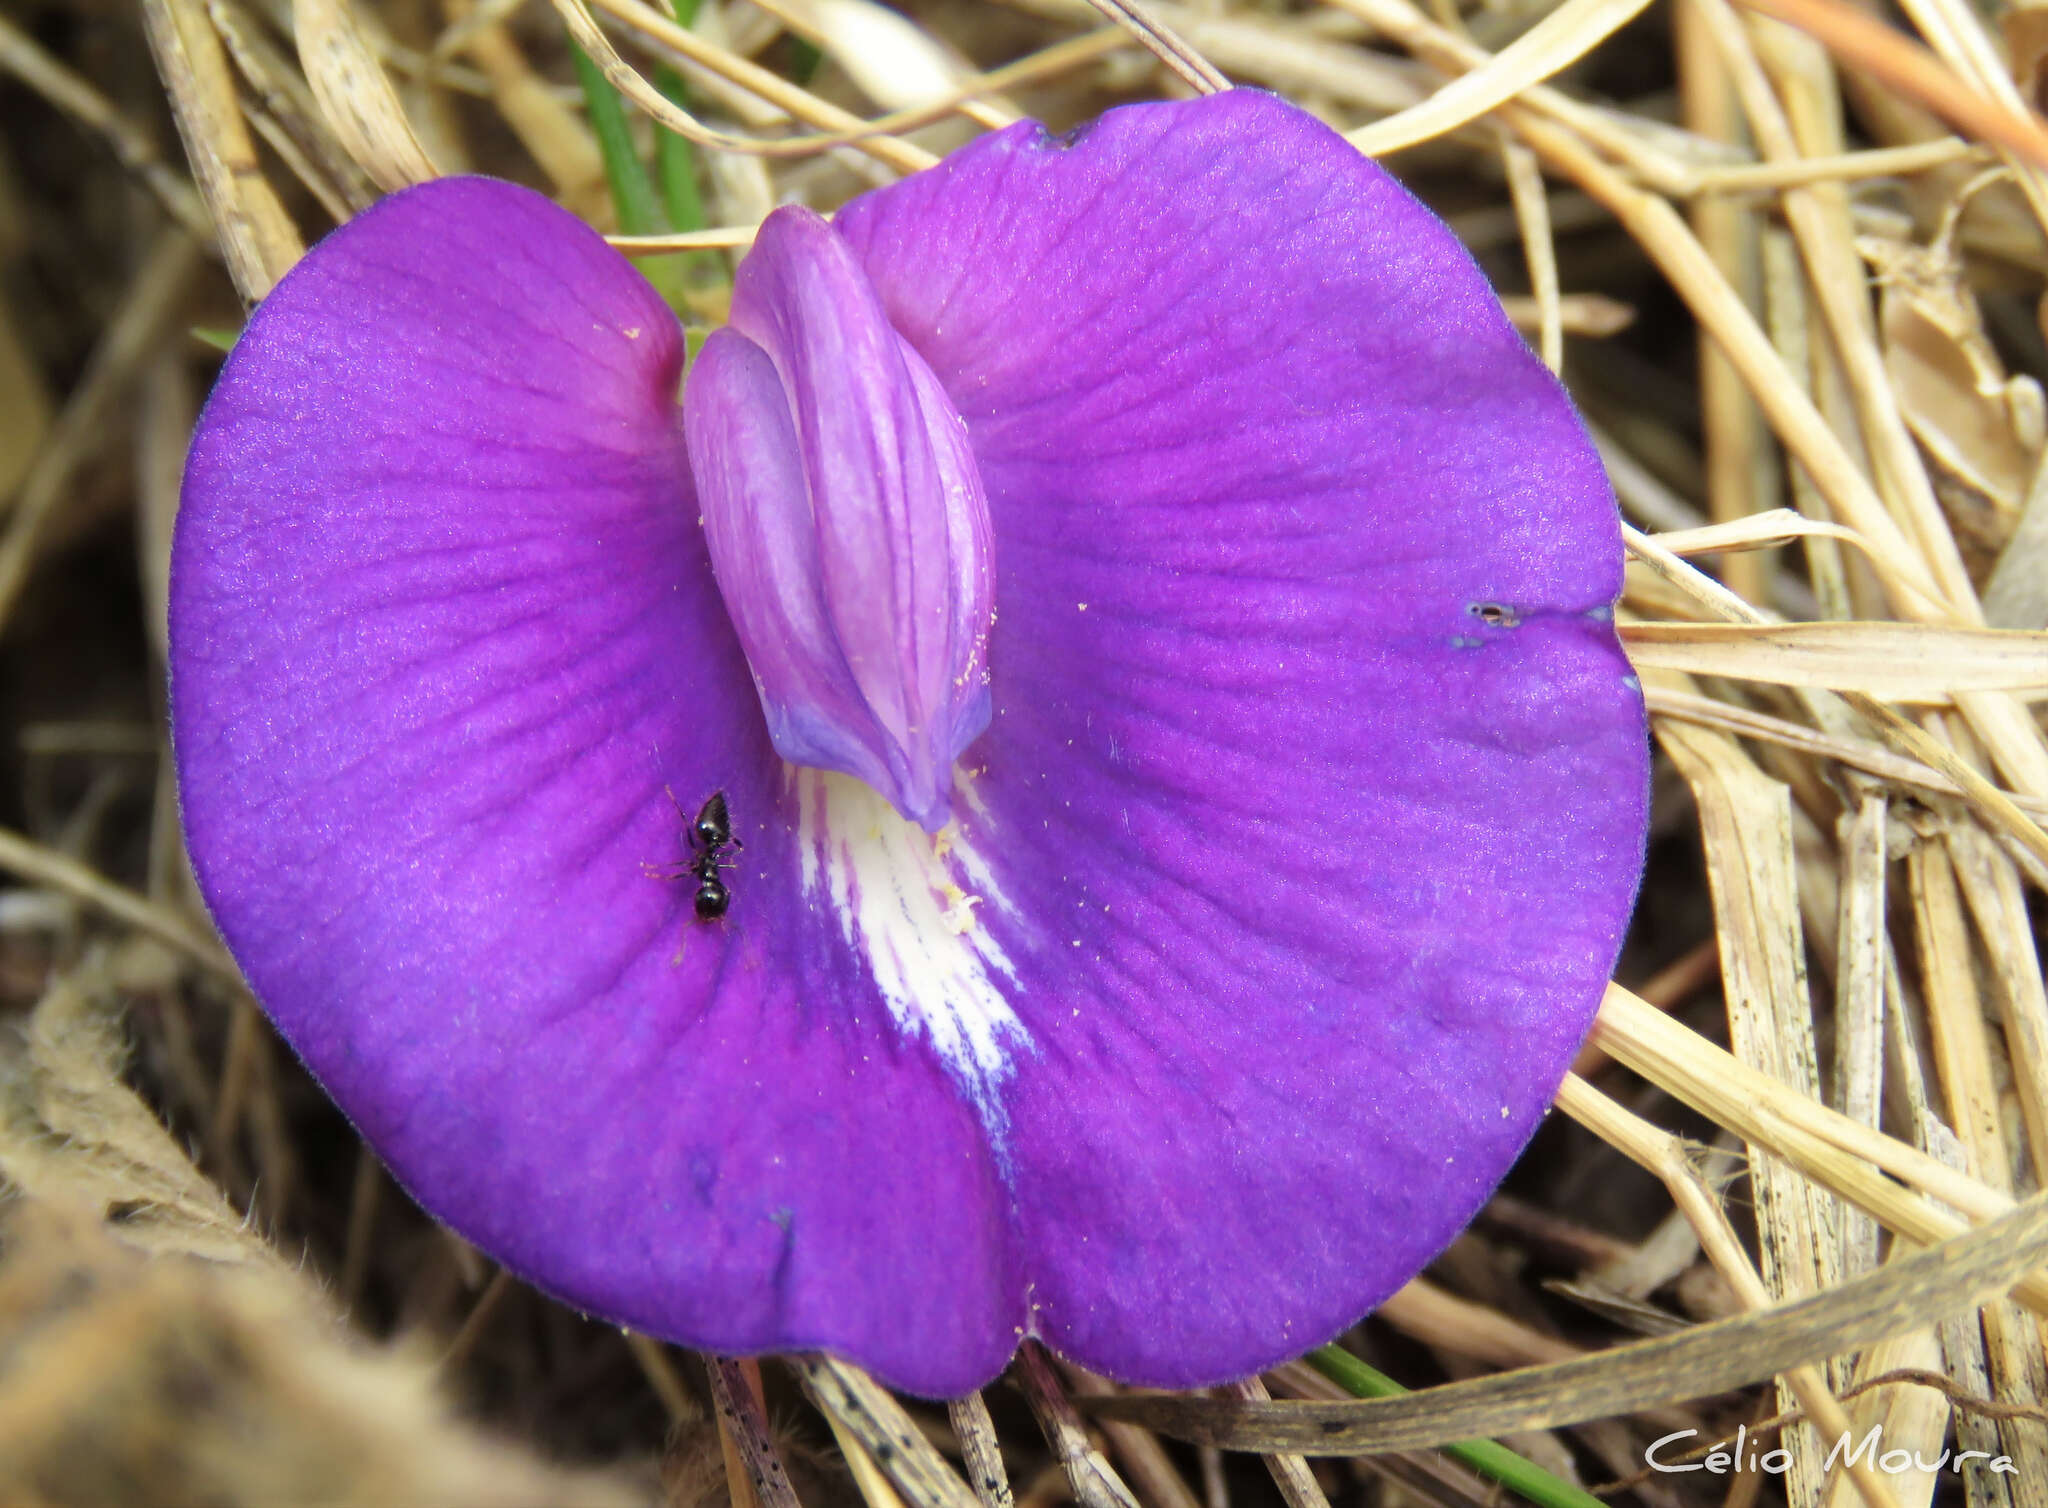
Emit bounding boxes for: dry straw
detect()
[8,0,2048,1500]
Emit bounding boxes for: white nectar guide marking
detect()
[792,766,1030,1152]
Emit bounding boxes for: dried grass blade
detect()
[1732,0,2048,176]
[1513,115,1947,612]
[139,0,301,298]
[1071,0,1228,93]
[1686,138,1982,192]
[822,1412,911,1508]
[1015,1345,1140,1508]
[1676,0,1772,611]
[1279,1353,1604,1508]
[208,0,378,213]
[1817,1328,1948,1508]
[0,974,280,1269]
[294,0,438,190]
[1081,1188,2048,1453]
[1227,1377,1333,1508]
[1348,0,1656,157]
[1654,716,1838,1500]
[243,79,356,219]
[597,23,1126,196]
[743,0,1013,124]
[0,233,200,638]
[1327,0,1696,193]
[945,1393,1014,1508]
[1500,292,1634,338]
[443,0,605,206]
[1983,460,2048,630]
[623,1333,697,1427]
[1647,509,1864,557]
[435,1266,513,1370]
[1161,3,1422,117]
[1904,835,2048,1491]
[556,0,936,170]
[135,352,190,659]
[1554,1078,1898,1508]
[0,823,235,982]
[1591,984,2023,1232]
[792,1356,980,1508]
[1621,621,2048,698]
[1377,1279,1581,1367]
[611,224,762,251]
[1596,525,2039,863]
[1060,1367,1204,1508]
[1500,137,1563,371]
[1948,688,2048,798]
[1944,825,2048,1182]
[1853,700,2048,865]
[1624,523,1770,622]
[1833,794,1888,1277]
[0,13,214,242]
[1698,0,1976,613]
[707,1357,802,1508]
[1903,1118,2022,1508]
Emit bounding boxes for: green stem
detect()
[1305,1346,1609,1508]
[789,35,823,82]
[569,39,695,311]
[650,0,708,234]
[651,65,708,235]
[570,41,667,236]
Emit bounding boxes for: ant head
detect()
[693,790,732,848]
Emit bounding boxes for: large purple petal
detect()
[170,178,1020,1394]
[832,91,1647,1381]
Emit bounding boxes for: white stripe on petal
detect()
[793,765,1029,1147]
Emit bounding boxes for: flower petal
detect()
[690,207,995,830]
[174,89,1648,1398]
[170,178,1019,1394]
[831,91,1649,1382]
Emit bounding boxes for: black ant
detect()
[652,789,742,920]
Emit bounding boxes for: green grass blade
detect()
[789,35,823,82]
[568,39,701,314]
[651,64,708,235]
[570,41,668,237]
[649,0,709,234]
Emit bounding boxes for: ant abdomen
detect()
[693,877,731,920]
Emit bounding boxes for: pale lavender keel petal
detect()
[688,206,994,831]
[833,91,1649,1382]
[169,178,1019,1394]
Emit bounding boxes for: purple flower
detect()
[169,90,1647,1395]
